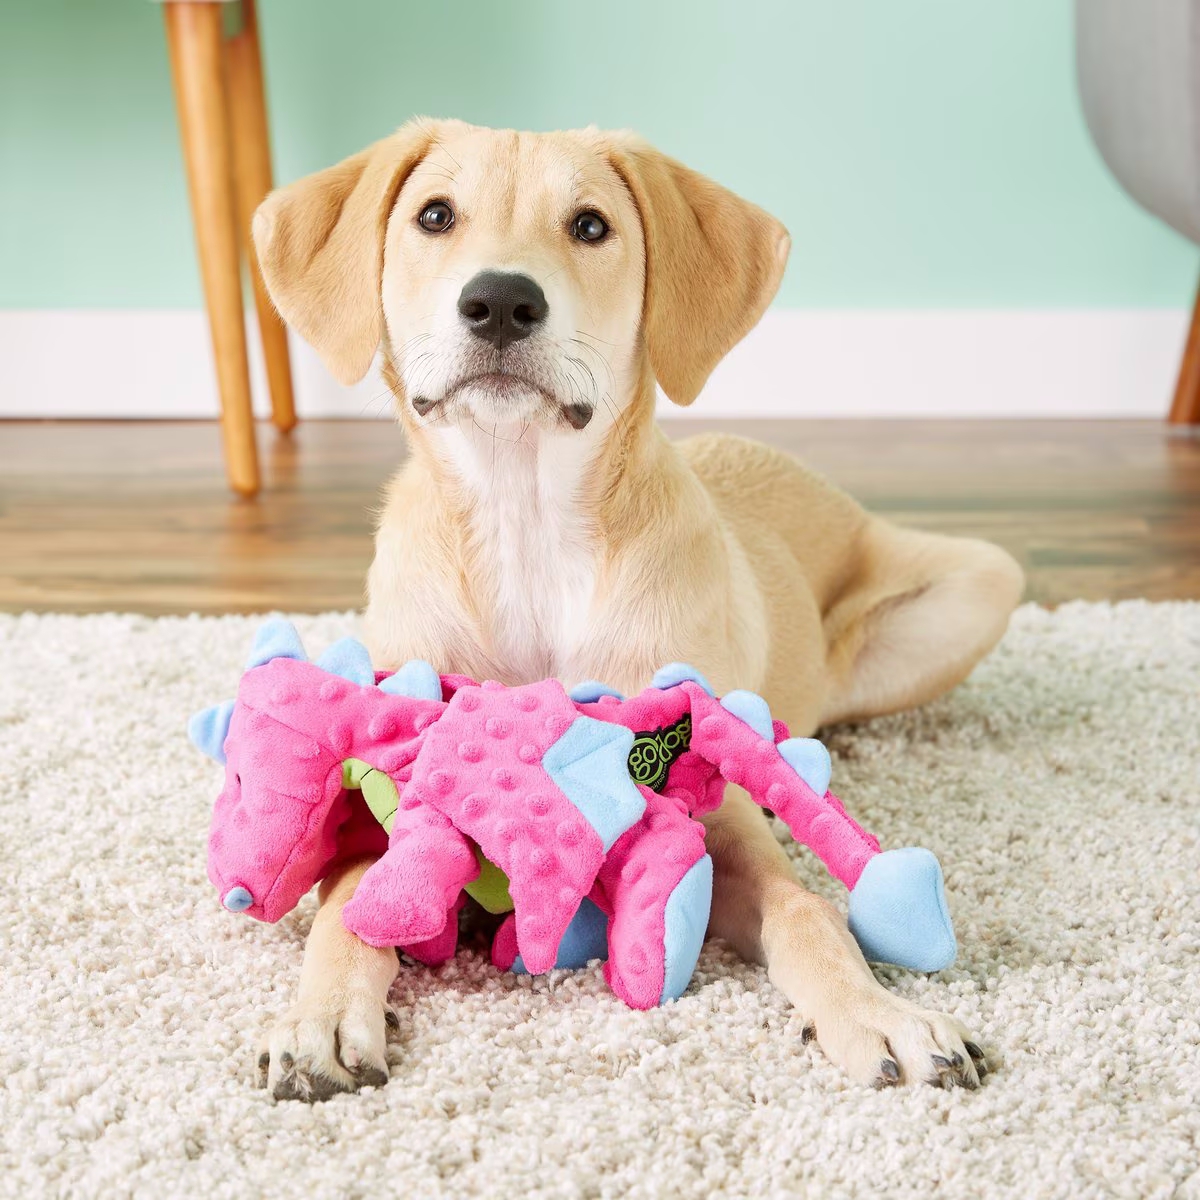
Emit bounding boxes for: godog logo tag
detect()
[626,713,692,792]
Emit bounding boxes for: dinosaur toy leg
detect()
[686,684,956,971]
[401,896,466,967]
[594,791,712,1010]
[342,801,478,948]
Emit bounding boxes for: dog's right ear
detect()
[252,121,436,385]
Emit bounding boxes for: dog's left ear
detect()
[608,136,790,406]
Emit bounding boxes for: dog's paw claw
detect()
[353,1065,390,1090]
[261,993,390,1103]
[928,1051,978,1090]
[272,1065,355,1104]
[873,1058,901,1089]
[963,1040,989,1075]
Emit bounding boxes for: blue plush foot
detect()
[847,847,957,972]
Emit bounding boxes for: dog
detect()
[250,118,1023,1100]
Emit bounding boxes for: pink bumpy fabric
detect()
[345,679,614,976]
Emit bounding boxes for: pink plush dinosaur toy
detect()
[190,620,956,1009]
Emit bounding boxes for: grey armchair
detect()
[1076,0,1200,424]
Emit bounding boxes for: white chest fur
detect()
[446,423,599,682]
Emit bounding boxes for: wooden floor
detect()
[1,419,1198,613]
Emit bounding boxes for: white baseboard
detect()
[0,308,1188,419]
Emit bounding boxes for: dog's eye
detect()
[572,210,608,243]
[418,202,454,233]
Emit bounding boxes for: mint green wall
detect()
[2,0,1196,309]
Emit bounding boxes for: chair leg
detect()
[164,1,260,497]
[226,0,297,433]
[1169,273,1200,425]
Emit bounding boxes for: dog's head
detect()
[254,119,789,437]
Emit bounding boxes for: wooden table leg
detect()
[226,0,297,433]
[1169,273,1200,426]
[164,1,260,496]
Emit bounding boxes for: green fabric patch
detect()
[342,757,399,834]
[342,758,372,788]
[464,842,514,914]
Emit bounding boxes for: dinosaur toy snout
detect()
[222,886,254,912]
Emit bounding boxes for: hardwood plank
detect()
[1,420,1197,613]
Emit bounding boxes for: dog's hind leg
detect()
[819,520,1024,726]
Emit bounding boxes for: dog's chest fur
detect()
[458,434,598,683]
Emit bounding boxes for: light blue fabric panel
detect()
[777,737,832,796]
[553,899,610,969]
[650,663,715,696]
[542,716,646,851]
[719,689,774,740]
[188,700,235,764]
[510,900,610,974]
[222,886,254,913]
[314,638,375,687]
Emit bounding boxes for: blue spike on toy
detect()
[650,662,715,697]
[543,716,646,851]
[720,690,774,740]
[222,886,254,913]
[778,737,832,796]
[848,848,957,972]
[568,680,626,704]
[314,637,375,687]
[378,659,442,701]
[188,701,235,765]
[246,618,308,669]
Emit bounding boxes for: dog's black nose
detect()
[457,271,547,350]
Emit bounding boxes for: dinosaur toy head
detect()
[188,620,439,921]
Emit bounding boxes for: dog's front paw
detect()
[805,988,987,1090]
[258,992,395,1102]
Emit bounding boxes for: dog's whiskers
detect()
[558,340,626,436]
[573,328,617,348]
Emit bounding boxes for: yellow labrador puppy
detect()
[252,118,1023,1100]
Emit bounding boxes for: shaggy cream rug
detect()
[1,604,1198,1199]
